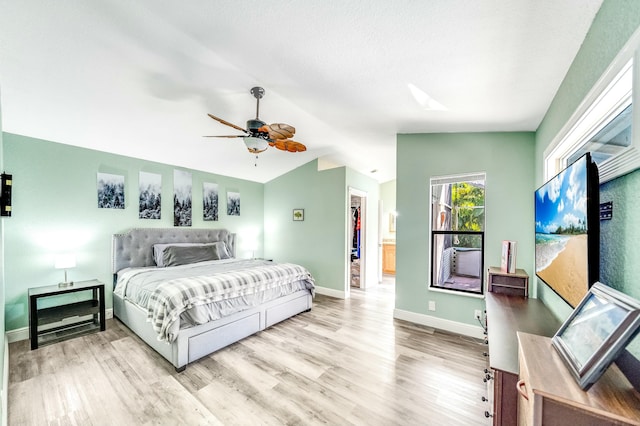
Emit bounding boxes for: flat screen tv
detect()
[535,152,600,308]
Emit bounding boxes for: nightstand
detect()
[487,266,529,297]
[28,279,106,350]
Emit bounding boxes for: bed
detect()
[112,228,315,371]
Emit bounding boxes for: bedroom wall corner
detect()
[1,338,6,426]
[0,85,7,426]
[264,159,347,294]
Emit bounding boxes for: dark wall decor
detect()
[97,172,125,209]
[203,182,219,221]
[139,171,162,219]
[1,173,12,217]
[227,191,240,216]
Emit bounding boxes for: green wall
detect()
[264,160,346,292]
[380,180,396,242]
[263,160,380,294]
[396,132,535,326]
[3,133,265,331]
[600,170,640,299]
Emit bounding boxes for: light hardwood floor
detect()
[9,281,491,425]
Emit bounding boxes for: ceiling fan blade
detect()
[258,123,295,140]
[269,139,307,152]
[207,113,248,133]
[203,135,245,138]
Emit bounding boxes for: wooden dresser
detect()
[517,332,640,425]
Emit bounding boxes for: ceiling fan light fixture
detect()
[243,136,269,154]
[206,86,306,155]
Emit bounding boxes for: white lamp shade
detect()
[55,254,76,269]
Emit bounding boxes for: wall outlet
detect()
[474,309,482,320]
[428,300,436,311]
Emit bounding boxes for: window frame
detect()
[544,28,640,183]
[429,172,486,297]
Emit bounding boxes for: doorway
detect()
[349,188,366,291]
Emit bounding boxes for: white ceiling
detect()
[0,0,603,183]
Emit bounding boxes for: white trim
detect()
[430,172,487,186]
[314,286,346,299]
[6,328,27,344]
[2,335,7,426]
[429,172,486,296]
[394,308,485,339]
[6,308,113,343]
[347,187,368,296]
[428,286,486,299]
[544,26,640,183]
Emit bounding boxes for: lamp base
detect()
[58,281,74,288]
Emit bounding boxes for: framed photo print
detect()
[293,209,304,221]
[551,282,640,390]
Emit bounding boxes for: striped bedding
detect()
[114,259,315,342]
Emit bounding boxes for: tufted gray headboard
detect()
[112,228,236,273]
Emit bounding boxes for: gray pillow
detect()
[162,245,218,267]
[153,243,211,267]
[211,241,232,260]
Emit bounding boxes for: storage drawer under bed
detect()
[188,312,261,362]
[265,292,310,328]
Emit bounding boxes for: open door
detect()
[348,188,366,293]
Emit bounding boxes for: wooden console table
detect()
[518,332,640,425]
[487,267,529,297]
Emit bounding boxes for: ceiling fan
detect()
[205,86,307,155]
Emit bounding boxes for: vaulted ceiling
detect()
[0,1,603,183]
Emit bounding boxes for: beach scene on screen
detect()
[535,155,589,307]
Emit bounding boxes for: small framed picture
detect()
[293,209,304,221]
[551,282,640,390]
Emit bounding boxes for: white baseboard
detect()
[6,308,114,343]
[314,286,345,299]
[394,308,485,339]
[2,335,8,426]
[5,328,26,344]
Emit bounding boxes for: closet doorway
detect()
[349,188,366,292]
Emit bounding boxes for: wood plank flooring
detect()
[8,281,491,425]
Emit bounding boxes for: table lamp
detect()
[55,254,76,287]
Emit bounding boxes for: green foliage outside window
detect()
[451,182,484,247]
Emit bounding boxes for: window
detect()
[545,30,640,183]
[430,173,485,295]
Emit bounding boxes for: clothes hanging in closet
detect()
[351,207,361,259]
